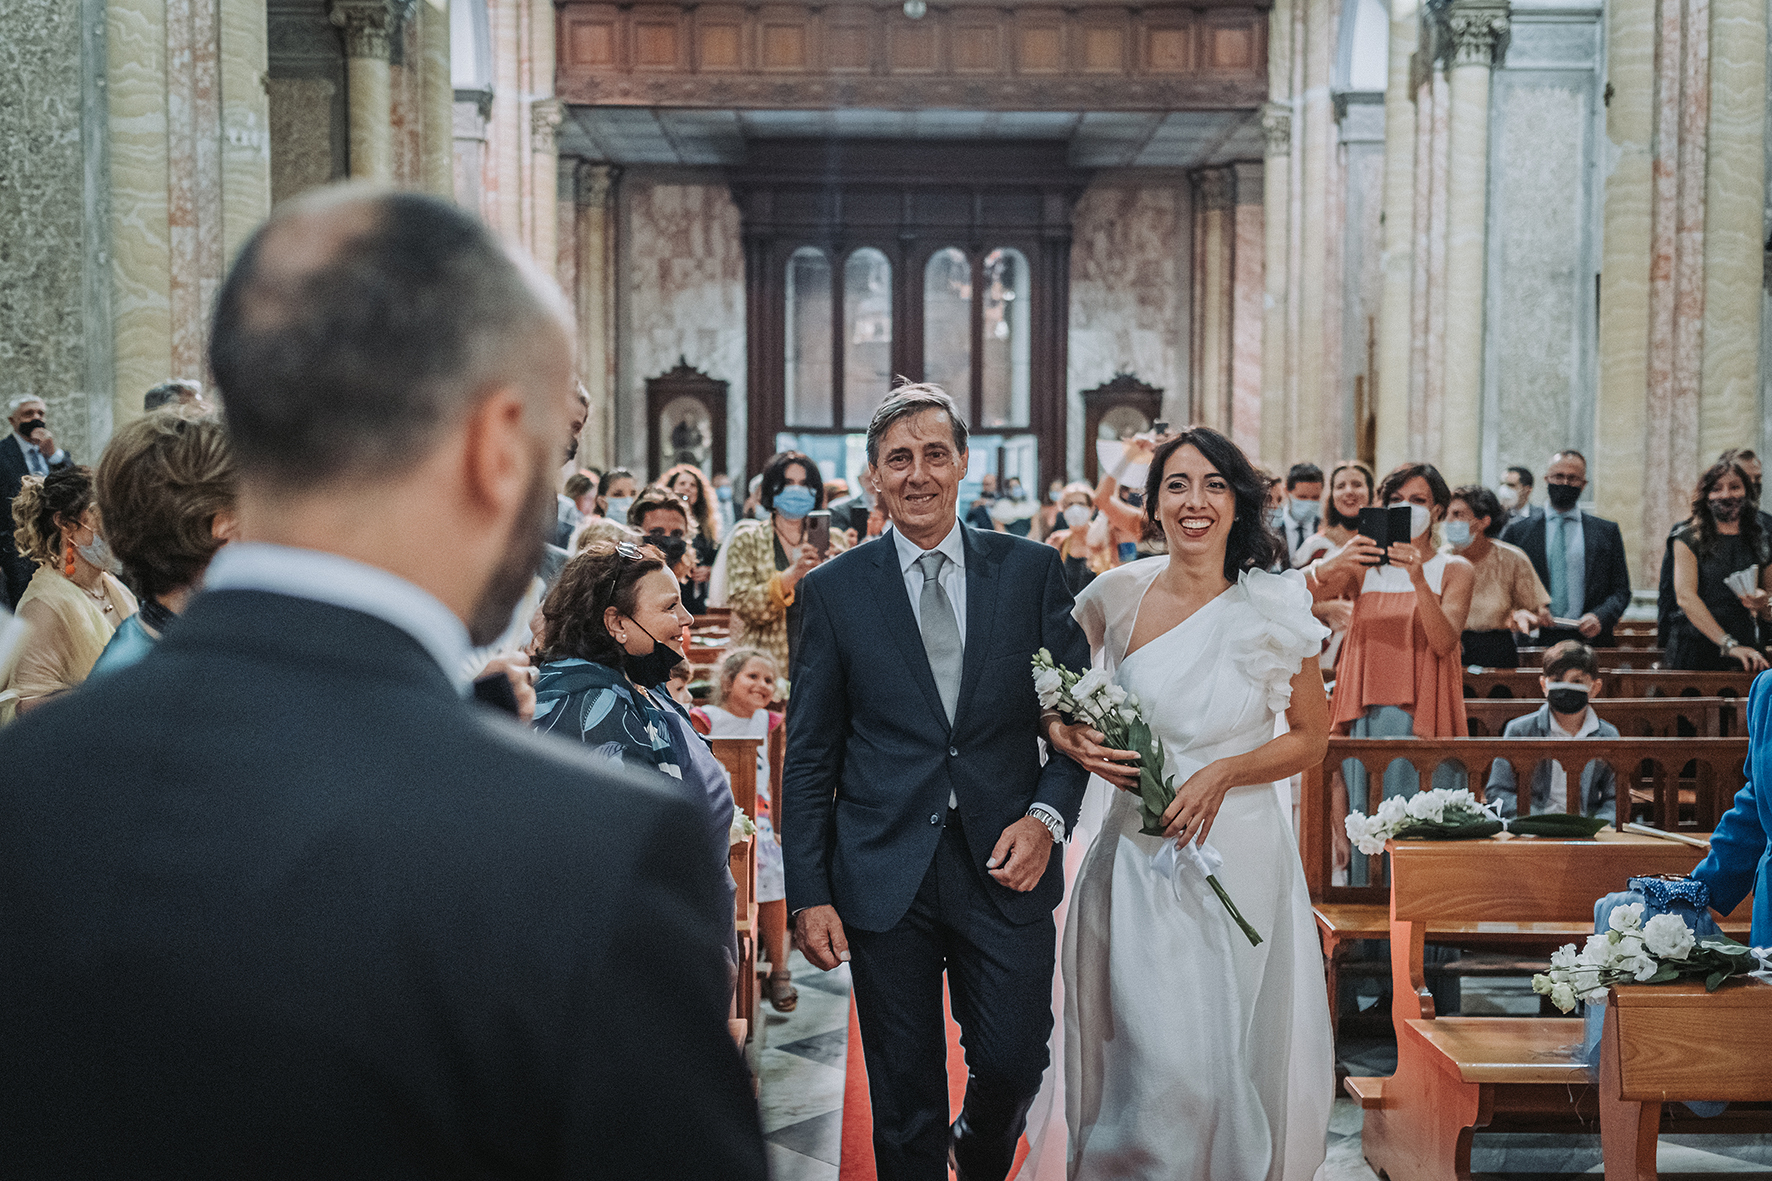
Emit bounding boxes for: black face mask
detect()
[646,531,688,564]
[1545,682,1590,715]
[15,418,44,439]
[1546,482,1582,512]
[622,619,683,688]
[1710,496,1746,524]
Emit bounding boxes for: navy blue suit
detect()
[1499,509,1634,646]
[1694,669,1772,945]
[782,524,1090,1181]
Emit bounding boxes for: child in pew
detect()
[1483,640,1618,821]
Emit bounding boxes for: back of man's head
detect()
[210,186,565,492]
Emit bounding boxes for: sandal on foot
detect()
[766,970,799,1013]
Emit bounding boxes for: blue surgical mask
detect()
[1287,498,1318,523]
[604,495,635,523]
[1063,504,1092,529]
[716,484,732,502]
[773,485,817,520]
[1266,506,1286,530]
[1443,519,1473,548]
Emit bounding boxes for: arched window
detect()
[981,248,1030,428]
[922,247,973,406]
[843,248,893,428]
[785,247,832,428]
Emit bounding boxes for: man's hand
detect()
[793,904,850,970]
[478,652,537,722]
[986,815,1055,892]
[26,425,54,457]
[1577,612,1603,639]
[1044,715,1140,789]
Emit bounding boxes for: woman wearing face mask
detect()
[1666,459,1772,672]
[531,541,741,962]
[594,468,637,523]
[1292,460,1375,672]
[660,463,721,612]
[1042,481,1106,594]
[1307,463,1473,872]
[1441,485,1551,669]
[1030,478,1069,542]
[722,450,846,691]
[3,466,138,717]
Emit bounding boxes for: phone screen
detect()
[805,510,831,557]
[1356,507,1390,565]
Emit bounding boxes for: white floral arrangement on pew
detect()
[1031,649,1262,946]
[729,811,756,847]
[1344,786,1608,855]
[1531,903,1759,1012]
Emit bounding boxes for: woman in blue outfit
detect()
[1693,669,1772,945]
[532,540,739,962]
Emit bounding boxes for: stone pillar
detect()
[329,0,393,182]
[530,98,562,276]
[574,163,618,471]
[1230,162,1265,457]
[1595,0,1657,578]
[420,0,452,198]
[1191,167,1234,433]
[219,0,271,262]
[1295,0,1335,466]
[1373,0,1421,476]
[1436,0,1508,486]
[1260,104,1292,466]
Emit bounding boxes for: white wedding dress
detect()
[1052,559,1334,1181]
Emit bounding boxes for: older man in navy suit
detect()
[1500,449,1633,647]
[0,396,73,608]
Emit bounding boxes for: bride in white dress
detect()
[1057,428,1335,1181]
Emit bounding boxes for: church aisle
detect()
[759,951,852,1180]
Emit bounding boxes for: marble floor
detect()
[756,961,1772,1179]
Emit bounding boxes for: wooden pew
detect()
[1465,668,1751,700]
[1598,979,1772,1180]
[1348,836,1754,1181]
[1462,697,1734,738]
[1512,646,1665,670]
[710,736,763,1047]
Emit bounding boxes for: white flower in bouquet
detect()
[1619,951,1660,982]
[1346,813,1390,856]
[1375,795,1410,825]
[1404,791,1448,823]
[1034,667,1065,710]
[1550,944,1579,971]
[1071,666,1110,704]
[729,810,756,846]
[1643,912,1697,960]
[1550,981,1577,1011]
[1608,902,1645,933]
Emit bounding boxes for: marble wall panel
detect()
[617,170,747,478]
[219,0,270,264]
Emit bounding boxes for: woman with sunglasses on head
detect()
[660,463,721,614]
[531,541,739,962]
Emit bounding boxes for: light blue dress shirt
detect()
[203,543,475,691]
[1547,507,1586,619]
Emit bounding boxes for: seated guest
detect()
[1279,462,1324,564]
[88,410,238,679]
[662,462,721,614]
[3,467,138,717]
[1482,640,1617,821]
[1443,484,1551,668]
[1666,456,1772,671]
[692,647,794,1013]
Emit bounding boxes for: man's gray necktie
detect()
[25,446,45,477]
[916,551,963,724]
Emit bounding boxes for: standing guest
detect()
[1293,460,1375,672]
[594,467,637,523]
[990,476,1040,537]
[711,472,736,535]
[1500,450,1632,647]
[1443,484,1551,668]
[1482,640,1617,822]
[142,378,208,413]
[724,450,845,688]
[692,648,796,1013]
[1500,465,1541,525]
[1660,448,1772,648]
[741,472,765,520]
[966,471,1001,531]
[662,462,721,613]
[1,396,73,609]
[1042,481,1104,594]
[556,472,593,547]
[0,187,765,1177]
[1030,478,1067,542]
[1093,436,1160,569]
[627,487,701,609]
[1279,462,1325,563]
[87,411,238,679]
[1309,462,1472,865]
[1665,457,1772,671]
[2,466,138,717]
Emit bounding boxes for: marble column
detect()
[1436,0,1508,486]
[219,0,271,262]
[329,0,393,182]
[108,0,172,446]
[1260,104,1292,467]
[1191,168,1234,433]
[1596,0,1657,578]
[1697,0,1766,461]
[530,98,562,278]
[420,0,452,198]
[1372,0,1421,476]
[1294,0,1336,466]
[1230,162,1265,458]
[575,163,618,471]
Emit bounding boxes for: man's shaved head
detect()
[210,185,571,490]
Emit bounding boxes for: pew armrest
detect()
[1344,1075,1385,1109]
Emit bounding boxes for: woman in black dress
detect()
[1667,458,1772,671]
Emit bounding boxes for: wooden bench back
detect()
[710,737,762,912]
[1462,697,1734,738]
[1465,668,1750,700]
[1512,646,1665,669]
[1300,736,1750,904]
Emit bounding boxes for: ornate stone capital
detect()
[1440,0,1510,68]
[1260,102,1292,156]
[1194,165,1235,211]
[329,0,394,60]
[576,162,618,210]
[531,98,564,155]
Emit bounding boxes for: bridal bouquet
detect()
[1031,649,1262,945]
[1344,787,1607,855]
[1531,903,1758,1012]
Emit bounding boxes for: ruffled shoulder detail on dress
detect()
[1230,568,1331,713]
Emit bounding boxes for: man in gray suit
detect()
[1484,640,1618,821]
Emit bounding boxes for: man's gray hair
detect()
[143,379,202,412]
[865,383,969,466]
[6,395,44,416]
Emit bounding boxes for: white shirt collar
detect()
[203,543,475,690]
[889,518,966,574]
[1548,705,1600,738]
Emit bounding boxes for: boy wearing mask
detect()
[1482,640,1617,821]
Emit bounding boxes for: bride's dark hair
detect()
[1143,427,1284,581]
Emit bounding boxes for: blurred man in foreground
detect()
[0,185,765,1179]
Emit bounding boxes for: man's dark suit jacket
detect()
[0,590,765,1179]
[781,525,1092,933]
[1500,509,1634,644]
[0,432,72,608]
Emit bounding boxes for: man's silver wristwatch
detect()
[1027,804,1066,845]
[1720,634,1739,657]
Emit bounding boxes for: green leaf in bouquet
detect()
[1505,814,1610,839]
[1706,968,1734,992]
[1392,818,1505,841]
[1647,964,1681,984]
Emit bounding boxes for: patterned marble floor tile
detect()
[766,1141,841,1181]
[759,1047,848,1134]
[776,1025,850,1069]
[767,1108,845,1166]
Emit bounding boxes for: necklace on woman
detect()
[79,579,115,615]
